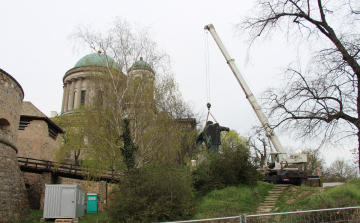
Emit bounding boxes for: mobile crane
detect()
[204,24,314,185]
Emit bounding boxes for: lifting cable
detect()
[204,30,218,128]
[204,30,211,105]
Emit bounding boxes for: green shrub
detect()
[106,163,195,222]
[192,146,262,194]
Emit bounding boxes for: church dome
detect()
[74,53,120,70]
[128,57,154,73]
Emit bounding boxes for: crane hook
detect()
[207,103,211,110]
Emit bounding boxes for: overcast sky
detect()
[0,0,354,166]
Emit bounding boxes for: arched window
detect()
[0,118,10,132]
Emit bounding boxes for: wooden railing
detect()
[17,156,120,182]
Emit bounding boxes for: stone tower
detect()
[0,68,30,221]
[128,57,155,79]
[61,52,120,114]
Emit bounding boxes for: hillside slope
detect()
[273,179,360,213]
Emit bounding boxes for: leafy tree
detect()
[220,129,247,153]
[52,112,85,165]
[120,118,138,171]
[106,163,195,223]
[54,18,197,178]
[238,0,360,172]
[192,130,261,194]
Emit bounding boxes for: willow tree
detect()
[238,0,360,171]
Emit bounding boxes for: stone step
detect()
[265,195,281,198]
[265,198,280,200]
[269,191,283,194]
[266,195,281,198]
[264,197,279,201]
[260,204,274,207]
[262,201,276,204]
[258,208,272,213]
[257,184,291,214]
[275,185,291,188]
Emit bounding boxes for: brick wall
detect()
[58,177,110,212]
[23,172,43,209]
[0,69,30,222]
[17,119,61,161]
[27,173,117,212]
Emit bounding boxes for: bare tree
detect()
[238,0,360,171]
[323,158,358,182]
[247,126,271,167]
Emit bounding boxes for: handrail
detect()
[17,156,121,182]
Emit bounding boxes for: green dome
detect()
[74,53,120,70]
[129,57,154,73]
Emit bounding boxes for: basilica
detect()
[60,51,155,114]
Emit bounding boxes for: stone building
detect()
[16,102,64,210]
[17,101,64,161]
[0,68,30,221]
[0,52,196,215]
[60,52,154,114]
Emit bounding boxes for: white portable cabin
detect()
[43,184,85,219]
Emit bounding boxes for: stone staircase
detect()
[257,184,291,213]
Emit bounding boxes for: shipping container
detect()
[43,184,85,219]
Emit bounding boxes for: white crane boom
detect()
[204,24,288,158]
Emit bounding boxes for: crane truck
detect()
[204,24,318,185]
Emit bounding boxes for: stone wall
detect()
[0,69,30,221]
[57,177,112,212]
[22,172,43,210]
[17,119,61,161]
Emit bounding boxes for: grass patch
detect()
[306,179,360,208]
[275,179,360,212]
[14,209,43,223]
[79,212,109,222]
[194,181,274,219]
[17,210,109,223]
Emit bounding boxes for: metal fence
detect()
[243,206,360,223]
[159,206,360,223]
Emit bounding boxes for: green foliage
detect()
[13,209,42,223]
[106,163,195,222]
[52,112,86,166]
[80,212,110,222]
[194,182,274,218]
[220,130,247,153]
[120,118,138,170]
[192,138,262,194]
